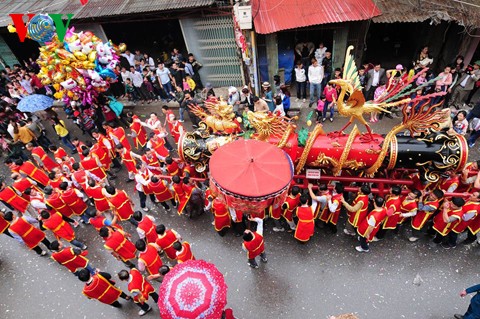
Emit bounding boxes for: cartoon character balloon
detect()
[28,14,56,43]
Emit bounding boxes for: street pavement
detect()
[0,97,479,319]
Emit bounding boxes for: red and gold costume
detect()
[156,229,179,259]
[42,211,75,241]
[173,182,193,215]
[0,186,29,213]
[89,214,123,232]
[452,201,480,234]
[49,176,64,190]
[148,179,173,202]
[170,121,183,143]
[31,146,59,172]
[12,177,38,199]
[149,137,169,158]
[432,207,464,236]
[120,148,137,174]
[137,216,157,243]
[0,214,10,234]
[82,273,122,305]
[348,194,369,228]
[46,190,75,218]
[318,194,343,225]
[75,141,87,160]
[166,160,180,176]
[107,190,134,221]
[113,126,131,151]
[138,243,163,275]
[130,115,147,149]
[51,247,89,273]
[176,241,195,263]
[128,268,155,304]
[282,194,300,222]
[53,147,68,161]
[9,216,45,249]
[243,233,265,259]
[85,184,110,213]
[212,198,231,231]
[438,175,460,193]
[397,197,418,224]
[72,169,88,191]
[60,188,87,216]
[411,198,440,230]
[294,206,315,242]
[382,195,402,230]
[142,154,162,175]
[91,141,112,169]
[18,161,49,186]
[357,207,388,241]
[104,229,137,262]
[80,156,106,180]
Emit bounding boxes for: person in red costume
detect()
[294,195,315,243]
[211,197,232,236]
[118,268,160,316]
[99,226,137,269]
[173,241,195,263]
[155,224,182,260]
[242,216,267,269]
[341,184,371,236]
[50,240,96,275]
[78,269,131,308]
[356,197,387,252]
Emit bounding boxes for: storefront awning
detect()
[252,0,382,34]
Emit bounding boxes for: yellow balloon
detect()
[307,120,312,127]
[74,51,87,61]
[53,83,60,91]
[65,66,72,73]
[41,78,51,85]
[83,61,95,69]
[118,43,127,53]
[53,92,63,99]
[53,72,65,83]
[67,91,74,98]
[47,65,55,71]
[88,51,97,63]
[61,59,70,65]
[77,77,85,87]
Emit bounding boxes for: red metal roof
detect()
[252,0,382,34]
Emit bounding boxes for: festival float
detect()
[179,46,468,212]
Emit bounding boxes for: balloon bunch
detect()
[34,23,126,104]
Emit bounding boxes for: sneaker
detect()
[322,118,326,122]
[179,119,184,123]
[408,236,419,242]
[81,245,88,250]
[469,143,475,148]
[462,238,476,245]
[73,221,80,228]
[454,314,465,319]
[247,262,259,269]
[343,228,355,236]
[165,207,171,212]
[172,202,178,208]
[273,227,285,232]
[139,306,152,316]
[302,99,306,103]
[371,236,380,242]
[355,246,369,253]
[329,118,333,122]
[40,250,47,256]
[261,257,268,263]
[142,207,149,212]
[295,98,299,102]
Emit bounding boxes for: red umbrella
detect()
[209,139,293,215]
[158,259,228,319]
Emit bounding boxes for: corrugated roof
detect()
[373,0,480,27]
[0,0,215,27]
[252,0,382,34]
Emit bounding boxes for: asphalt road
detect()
[0,98,479,319]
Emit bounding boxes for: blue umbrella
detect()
[17,94,55,113]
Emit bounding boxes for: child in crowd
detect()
[322,83,337,122]
[316,97,325,123]
[453,110,468,135]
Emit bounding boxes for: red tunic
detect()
[0,214,10,234]
[31,146,59,172]
[348,194,369,228]
[19,161,49,186]
[283,194,301,222]
[319,194,343,225]
[138,216,157,243]
[82,273,122,305]
[89,215,123,232]
[382,195,402,229]
[270,196,283,220]
[53,147,68,161]
[9,217,45,249]
[433,208,464,236]
[128,268,155,304]
[104,230,137,261]
[452,201,480,234]
[468,212,480,235]
[80,157,107,180]
[166,161,180,176]
[212,199,231,231]
[60,188,87,216]
[112,127,131,151]
[294,206,315,242]
[156,229,179,259]
[51,247,89,273]
[148,180,173,202]
[12,177,37,195]
[138,243,163,275]
[411,199,439,230]
[150,138,169,158]
[243,233,265,259]
[72,170,88,191]
[121,149,137,174]
[357,207,388,241]
[107,190,134,221]
[173,182,192,215]
[43,212,75,241]
[397,198,418,224]
[0,186,29,213]
[176,242,195,263]
[84,185,109,213]
[438,176,459,193]
[49,177,63,190]
[75,141,87,160]
[170,121,183,143]
[130,118,147,148]
[46,191,75,218]
[91,143,112,169]
[142,154,162,175]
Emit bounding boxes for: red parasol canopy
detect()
[158,259,228,319]
[209,139,293,199]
